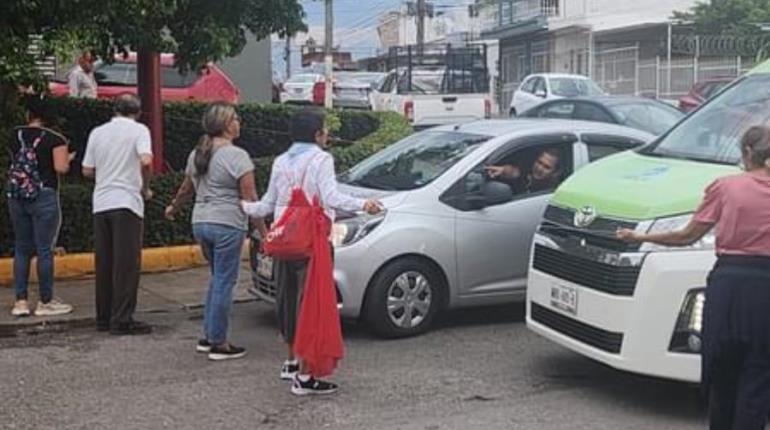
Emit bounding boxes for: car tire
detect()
[364,257,446,338]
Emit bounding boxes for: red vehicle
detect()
[50,53,240,103]
[678,76,733,113]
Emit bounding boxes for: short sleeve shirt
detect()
[693,172,770,257]
[186,144,255,231]
[9,126,68,190]
[82,117,152,218]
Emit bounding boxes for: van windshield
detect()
[339,131,489,191]
[641,74,770,165]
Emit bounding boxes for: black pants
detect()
[93,209,143,328]
[704,256,770,430]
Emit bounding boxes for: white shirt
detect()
[242,143,365,222]
[68,65,97,99]
[82,117,152,218]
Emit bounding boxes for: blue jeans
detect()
[8,188,61,303]
[193,223,245,345]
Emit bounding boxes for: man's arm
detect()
[81,131,96,178]
[140,154,153,199]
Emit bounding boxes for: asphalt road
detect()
[0,302,707,430]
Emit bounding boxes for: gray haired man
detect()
[82,94,153,335]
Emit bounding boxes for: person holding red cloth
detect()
[242,109,381,396]
[618,126,770,429]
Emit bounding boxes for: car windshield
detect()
[641,74,770,164]
[288,74,319,83]
[339,131,489,191]
[550,78,604,97]
[336,73,384,84]
[609,101,684,136]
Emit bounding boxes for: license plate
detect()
[550,284,578,315]
[257,254,274,279]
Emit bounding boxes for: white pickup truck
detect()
[372,68,491,129]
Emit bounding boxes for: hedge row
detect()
[0,111,412,257]
[17,97,381,174]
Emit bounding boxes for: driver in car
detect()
[484,148,563,194]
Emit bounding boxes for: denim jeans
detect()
[193,223,246,345]
[8,188,61,303]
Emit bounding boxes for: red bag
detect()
[293,203,344,377]
[262,158,316,260]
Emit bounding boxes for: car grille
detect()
[542,205,640,253]
[533,245,640,296]
[253,272,343,305]
[531,302,624,354]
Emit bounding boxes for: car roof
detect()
[433,119,654,141]
[527,73,592,80]
[538,95,675,107]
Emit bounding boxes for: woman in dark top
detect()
[618,126,770,430]
[6,97,74,317]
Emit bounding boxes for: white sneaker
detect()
[34,300,73,316]
[11,300,31,317]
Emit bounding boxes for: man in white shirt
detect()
[243,109,381,396]
[82,94,153,335]
[68,51,97,99]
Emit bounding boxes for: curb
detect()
[0,245,217,287]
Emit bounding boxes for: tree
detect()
[674,0,770,36]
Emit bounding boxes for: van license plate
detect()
[550,284,578,315]
[257,254,274,279]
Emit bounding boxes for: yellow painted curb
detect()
[0,242,257,287]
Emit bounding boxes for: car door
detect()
[372,72,396,111]
[443,134,578,298]
[528,100,577,119]
[511,76,537,115]
[521,77,547,113]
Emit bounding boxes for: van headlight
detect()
[331,212,386,248]
[639,214,715,252]
[669,289,705,354]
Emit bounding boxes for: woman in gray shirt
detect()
[165,102,265,361]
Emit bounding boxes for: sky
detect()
[271,0,477,79]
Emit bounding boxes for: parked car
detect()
[332,72,386,110]
[678,76,733,113]
[372,68,491,129]
[249,119,652,338]
[521,96,685,136]
[49,54,239,103]
[279,73,324,105]
[509,73,604,116]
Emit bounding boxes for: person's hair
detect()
[23,95,53,125]
[289,109,325,143]
[114,94,142,117]
[194,102,238,176]
[741,126,770,169]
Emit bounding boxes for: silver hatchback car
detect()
[250,119,653,337]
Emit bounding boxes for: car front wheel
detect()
[364,258,446,338]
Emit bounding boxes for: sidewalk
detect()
[0,263,257,333]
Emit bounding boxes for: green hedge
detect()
[0,111,412,257]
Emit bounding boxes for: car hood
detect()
[337,183,409,213]
[551,151,739,220]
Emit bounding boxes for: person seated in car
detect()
[484,148,563,194]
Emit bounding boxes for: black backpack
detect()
[6,128,45,200]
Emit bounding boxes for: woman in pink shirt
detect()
[618,126,770,430]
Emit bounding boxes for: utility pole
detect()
[324,0,334,109]
[417,0,426,54]
[285,34,291,80]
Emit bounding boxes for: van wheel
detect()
[509,108,517,117]
[364,258,446,338]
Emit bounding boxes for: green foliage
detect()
[0,111,412,257]
[674,0,770,36]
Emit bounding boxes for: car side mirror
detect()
[465,181,514,210]
[535,89,547,98]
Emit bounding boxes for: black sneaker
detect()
[291,375,338,396]
[196,339,212,353]
[208,344,246,361]
[109,320,153,336]
[280,361,300,381]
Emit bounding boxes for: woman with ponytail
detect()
[166,102,266,361]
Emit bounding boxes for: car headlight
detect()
[331,212,386,248]
[639,214,715,252]
[669,289,705,354]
